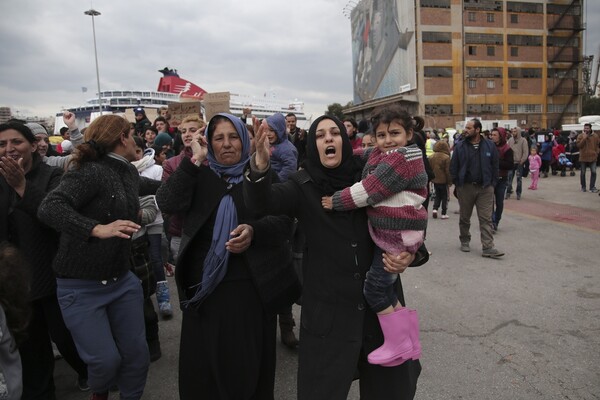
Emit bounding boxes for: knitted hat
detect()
[61,140,74,153]
[134,107,146,116]
[25,122,48,137]
[154,132,172,148]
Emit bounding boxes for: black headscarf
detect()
[302,115,362,195]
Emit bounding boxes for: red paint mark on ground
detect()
[505,199,600,232]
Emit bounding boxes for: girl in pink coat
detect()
[528,147,542,190]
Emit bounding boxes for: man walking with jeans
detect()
[576,123,599,193]
[506,126,529,200]
[450,119,504,259]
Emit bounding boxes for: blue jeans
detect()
[57,272,149,399]
[363,247,398,313]
[506,163,523,197]
[147,233,165,282]
[493,178,507,227]
[580,161,597,190]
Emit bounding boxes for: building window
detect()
[487,13,495,22]
[424,66,453,77]
[425,104,454,115]
[468,79,477,89]
[548,104,577,113]
[468,46,477,55]
[508,104,542,113]
[507,35,543,46]
[511,46,519,57]
[487,46,495,56]
[507,2,543,14]
[421,0,451,8]
[508,68,542,78]
[465,33,503,45]
[464,0,503,12]
[511,80,519,89]
[467,67,502,78]
[487,80,495,89]
[468,104,503,114]
[468,12,476,21]
[510,14,519,23]
[422,31,452,43]
[548,4,581,16]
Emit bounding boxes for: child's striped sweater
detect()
[331,144,428,254]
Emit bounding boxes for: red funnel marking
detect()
[157,75,207,99]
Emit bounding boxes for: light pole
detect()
[84,9,102,115]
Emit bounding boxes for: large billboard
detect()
[351,0,417,104]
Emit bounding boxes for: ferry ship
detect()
[54,67,306,133]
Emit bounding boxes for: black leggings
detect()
[432,184,449,215]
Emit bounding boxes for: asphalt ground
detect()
[54,171,600,399]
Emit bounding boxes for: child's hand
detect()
[321,196,333,210]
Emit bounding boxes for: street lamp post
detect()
[84,9,102,115]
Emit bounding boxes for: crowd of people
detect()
[1,104,599,400]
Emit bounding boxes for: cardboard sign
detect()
[168,102,202,127]
[203,92,231,121]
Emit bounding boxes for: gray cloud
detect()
[1,1,599,123]
[0,0,355,124]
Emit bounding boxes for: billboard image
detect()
[351,0,417,104]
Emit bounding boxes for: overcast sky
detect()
[1,0,600,127]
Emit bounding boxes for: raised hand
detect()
[191,134,208,165]
[63,111,77,131]
[254,119,271,171]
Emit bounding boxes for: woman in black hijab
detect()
[245,115,427,400]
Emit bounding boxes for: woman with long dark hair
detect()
[1,121,89,398]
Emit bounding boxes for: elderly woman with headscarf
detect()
[244,115,429,400]
[155,113,299,400]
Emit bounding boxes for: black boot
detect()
[279,313,299,349]
[148,338,162,362]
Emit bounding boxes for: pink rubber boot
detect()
[407,309,421,360]
[380,308,421,366]
[367,308,414,365]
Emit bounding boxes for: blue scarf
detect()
[183,114,251,308]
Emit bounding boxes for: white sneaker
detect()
[432,210,438,219]
[441,214,449,219]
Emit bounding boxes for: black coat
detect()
[1,156,62,300]
[244,168,427,400]
[155,157,299,315]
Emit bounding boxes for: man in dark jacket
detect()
[450,119,504,259]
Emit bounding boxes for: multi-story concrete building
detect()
[345,0,584,131]
[0,107,12,124]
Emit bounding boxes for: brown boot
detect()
[279,313,299,349]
